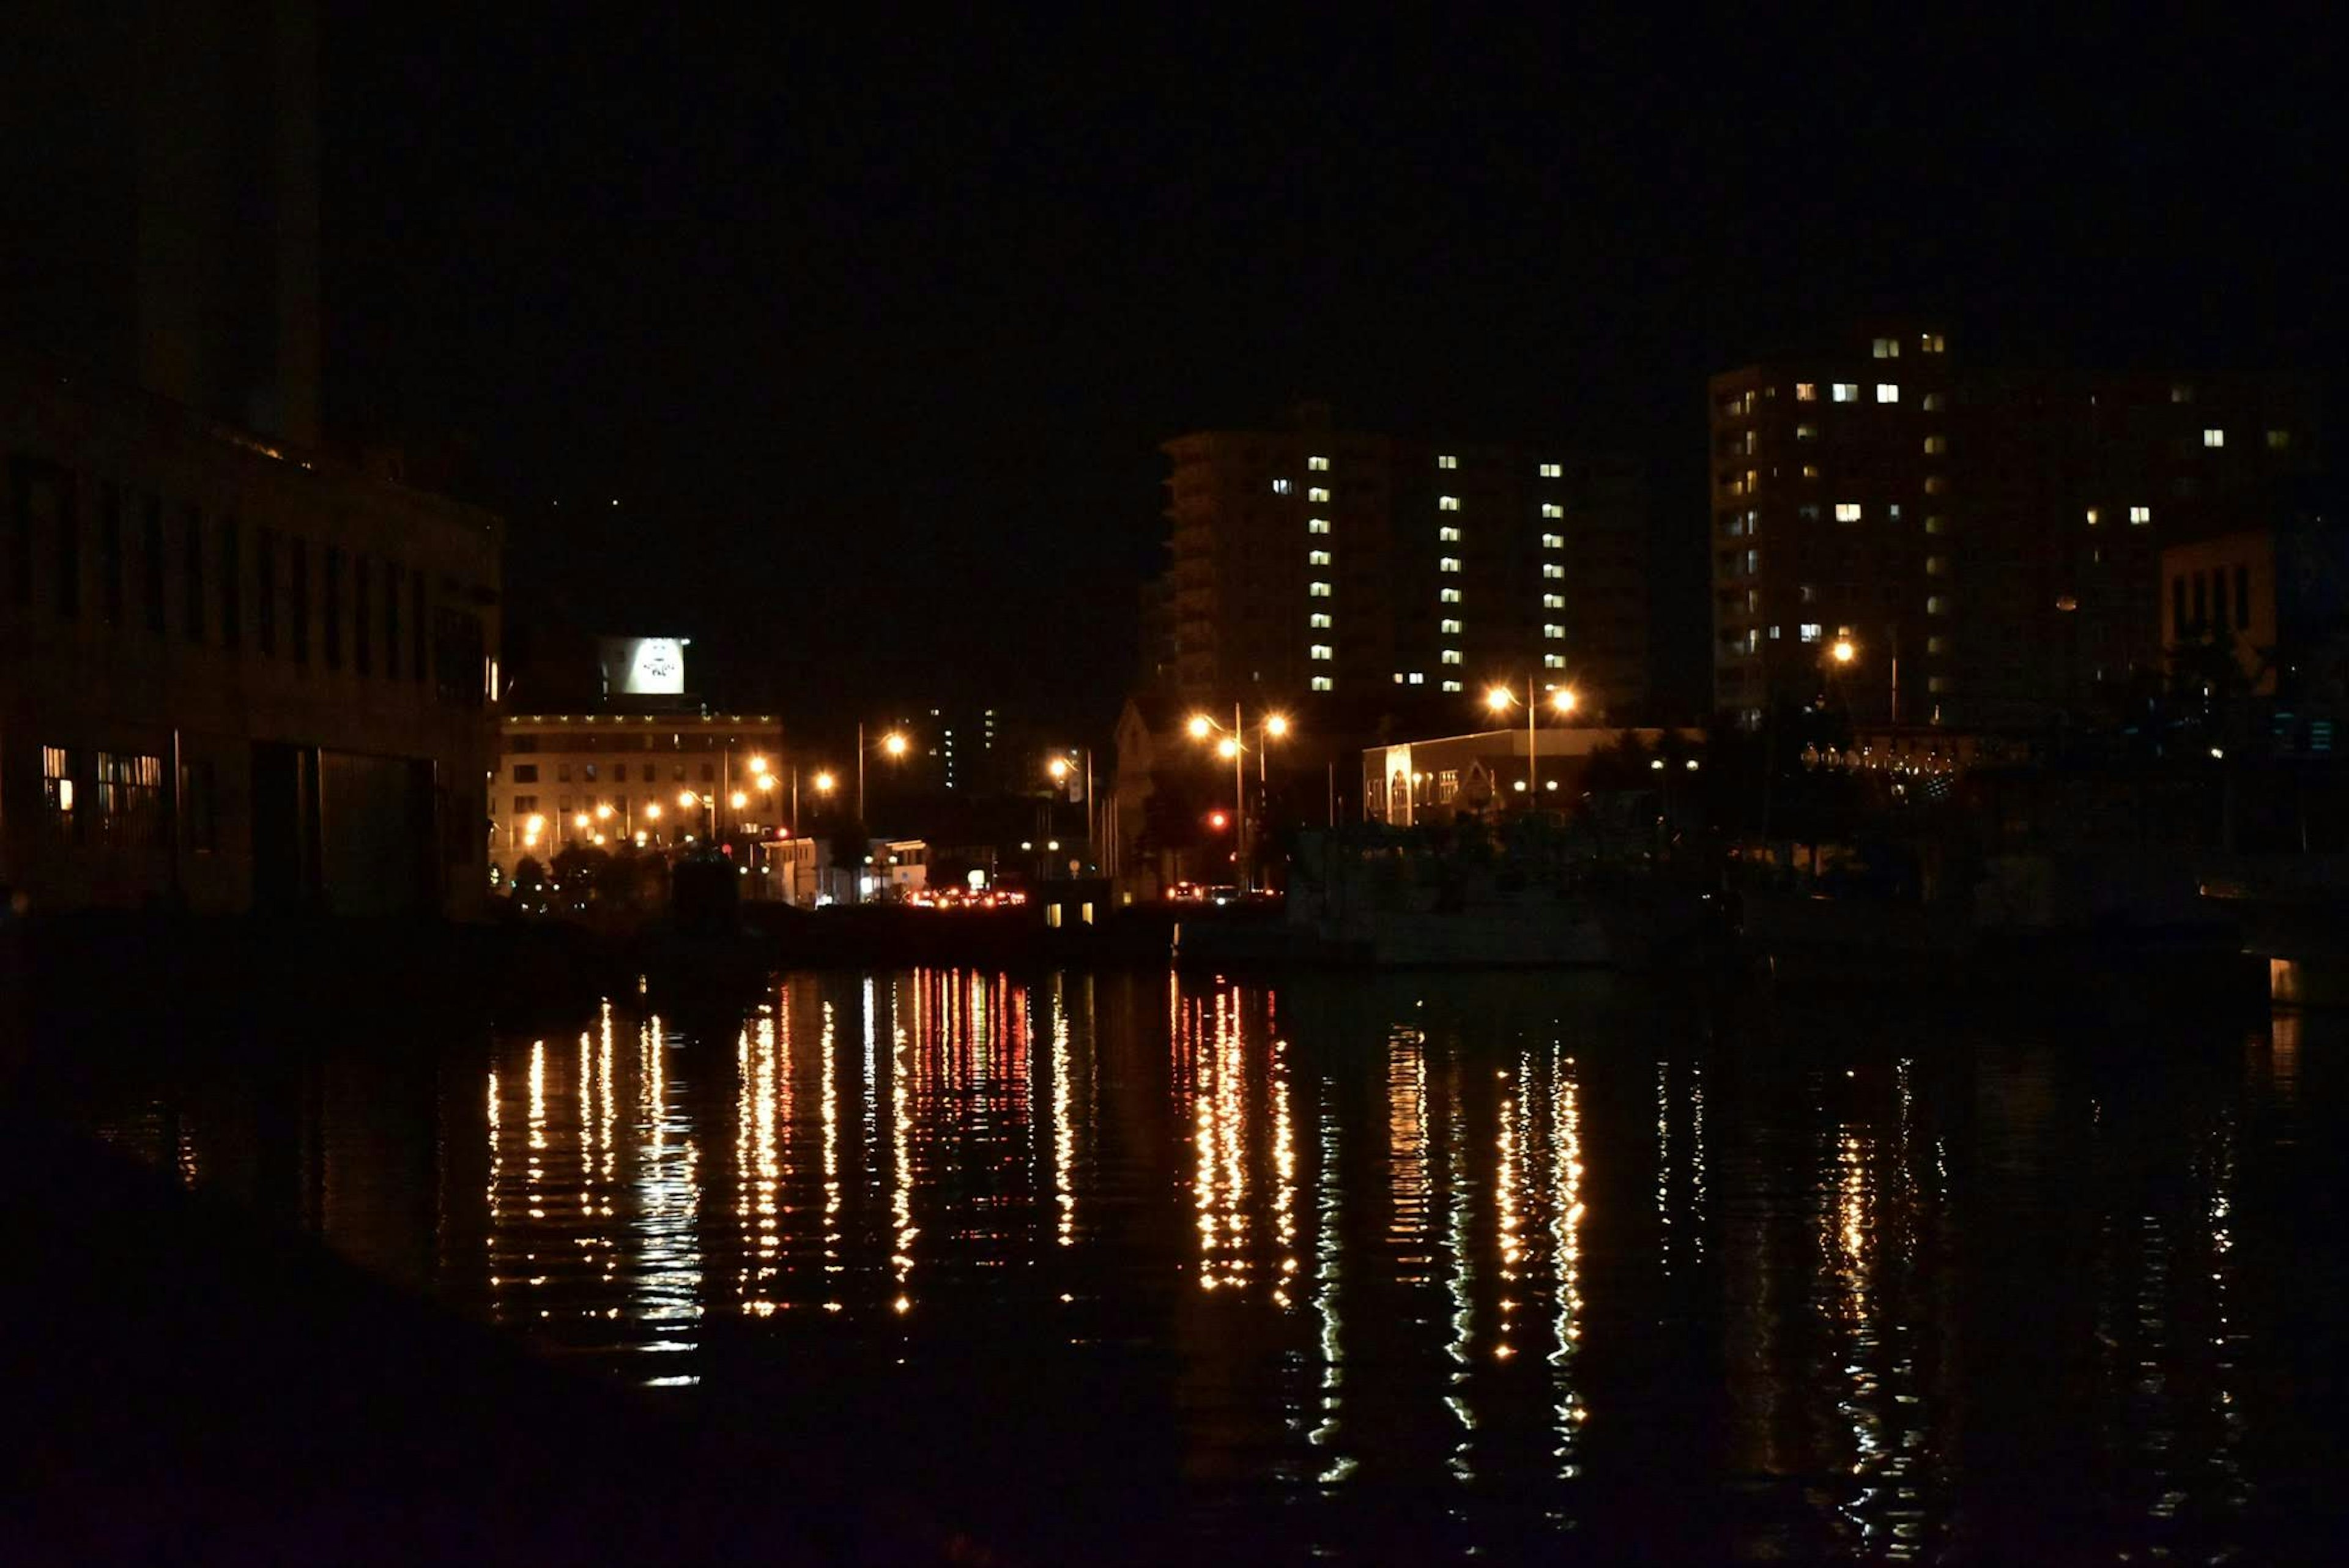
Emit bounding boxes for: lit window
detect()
[1441,649,1462,664]
[1888,504,1902,524]
[1308,455,1329,470]
[1872,336,1900,359]
[1801,464,1820,479]
[1542,502,1563,519]
[1835,502,1862,522]
[1542,563,1564,579]
[1800,623,1822,643]
[1798,503,1821,521]
[1921,333,1946,354]
[1923,434,1946,454]
[2203,428,2225,448]
[1926,636,1946,655]
[1311,675,1333,691]
[1438,454,1458,469]
[1544,653,1565,669]
[1768,624,1782,640]
[2267,429,2291,450]
[1310,644,1334,661]
[1876,383,1899,403]
[1308,549,1332,565]
[1543,623,1565,640]
[1272,478,1291,494]
[2129,505,2151,526]
[1308,517,1330,534]
[1409,672,1425,685]
[1538,462,1562,478]
[1799,584,1817,603]
[1542,593,1564,609]
[1796,382,1817,402]
[1440,617,1463,634]
[1309,581,1332,597]
[1796,422,1818,441]
[1440,679,1461,693]
[1923,475,1947,494]
[1927,676,1949,694]
[1439,496,1461,511]
[1541,532,1564,549]
[1924,515,1946,534]
[1438,556,1461,573]
[2171,384,2194,404]
[1832,383,1858,403]
[1922,391,1945,411]
[1309,612,1332,629]
[1440,587,1462,603]
[1745,628,1760,653]
[2084,507,2099,526]
[1438,526,1461,542]
[1745,548,1759,574]
[1926,595,1948,615]
[1925,555,1948,576]
[1308,486,1330,503]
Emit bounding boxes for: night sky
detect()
[320,13,2339,734]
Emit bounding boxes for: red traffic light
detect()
[1207,811,1229,831]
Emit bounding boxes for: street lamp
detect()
[1481,677,1578,802]
[1187,706,1292,890]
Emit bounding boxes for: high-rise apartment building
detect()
[1709,327,2318,726]
[1156,406,1649,719]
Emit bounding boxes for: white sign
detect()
[600,636,687,696]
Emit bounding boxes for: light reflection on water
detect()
[69,969,2349,1564]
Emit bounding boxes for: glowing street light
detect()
[1216,735,1241,760]
[813,771,836,793]
[1485,685,1513,714]
[645,802,662,821]
[729,790,749,810]
[749,754,770,775]
[1187,714,1214,740]
[1048,756,1071,783]
[573,812,591,831]
[883,732,909,757]
[1551,688,1578,715]
[1479,677,1579,803]
[1831,637,1857,665]
[1264,713,1290,739]
[595,803,614,821]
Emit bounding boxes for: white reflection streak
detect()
[1445,1060,1474,1481]
[1657,1059,1672,1278]
[486,1066,501,1320]
[1312,1080,1353,1484]
[636,1011,702,1354]
[1553,1052,1586,1476]
[1690,1057,1707,1263]
[1052,988,1076,1247]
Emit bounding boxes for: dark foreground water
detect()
[37,969,2349,1564]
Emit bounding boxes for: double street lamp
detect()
[1187,706,1290,888]
[1483,678,1578,801]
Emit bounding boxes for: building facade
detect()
[1,355,503,916]
[1157,406,1650,721]
[489,712,786,882]
[1363,727,1693,826]
[1709,325,2319,727]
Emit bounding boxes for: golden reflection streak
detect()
[1191,984,1252,1291]
[599,1003,617,1191]
[1552,1051,1586,1475]
[1495,1058,1525,1365]
[485,1067,501,1317]
[822,1000,841,1280]
[1272,1027,1297,1306]
[1052,984,1076,1248]
[1388,1027,1430,1282]
[735,1023,752,1302]
[527,1039,547,1226]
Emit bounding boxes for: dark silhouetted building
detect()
[1708,325,2320,727]
[1154,404,1651,724]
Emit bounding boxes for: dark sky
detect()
[319,12,2339,732]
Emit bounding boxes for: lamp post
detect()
[1482,677,1577,804]
[856,724,910,825]
[1186,707,1290,890]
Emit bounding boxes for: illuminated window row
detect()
[1310,644,1333,661]
[1308,517,1330,535]
[1441,649,1462,664]
[1439,495,1461,511]
[1310,675,1332,691]
[1438,526,1461,542]
[1542,502,1563,519]
[1543,623,1564,639]
[1308,549,1332,565]
[1308,455,1329,470]
[1540,532,1564,549]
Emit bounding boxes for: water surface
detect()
[55,968,2349,1564]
